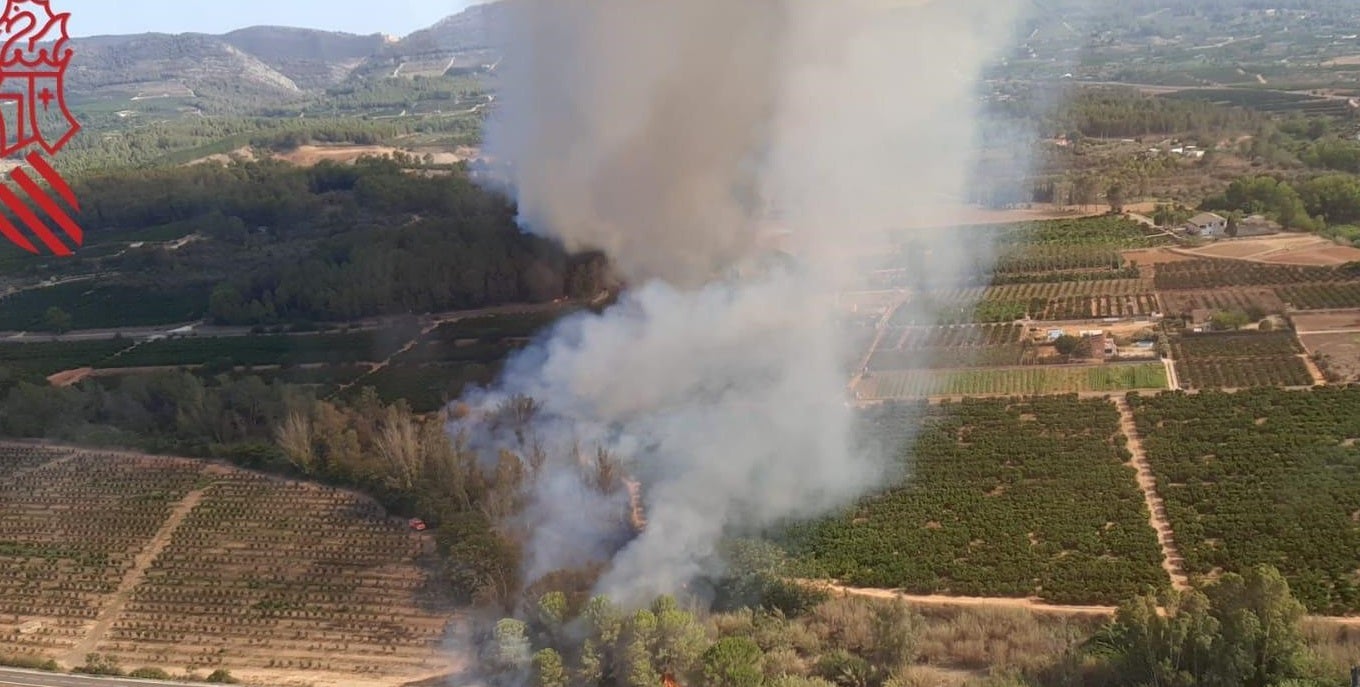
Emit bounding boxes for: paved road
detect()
[0,667,203,687]
[0,300,584,343]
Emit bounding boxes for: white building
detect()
[1184,212,1228,238]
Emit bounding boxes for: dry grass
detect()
[274,145,473,167]
[913,606,1097,675]
[1301,618,1360,679]
[713,596,1097,685]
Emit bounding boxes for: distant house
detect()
[1184,212,1228,238]
[1084,332,1109,359]
[1238,214,1281,237]
[1188,308,1215,332]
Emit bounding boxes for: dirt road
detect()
[808,580,1360,626]
[807,580,1117,616]
[1114,397,1191,591]
[66,487,210,664]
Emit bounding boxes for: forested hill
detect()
[0,157,611,328]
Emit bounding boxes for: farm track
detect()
[1300,354,1328,386]
[1,299,582,344]
[64,487,211,665]
[849,382,1322,408]
[1162,356,1180,390]
[333,320,444,396]
[1114,397,1190,592]
[6,449,78,481]
[850,299,905,399]
[807,581,1360,626]
[810,581,1115,616]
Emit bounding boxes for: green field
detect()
[861,364,1168,399]
[785,396,1168,604]
[0,340,133,375]
[0,282,212,330]
[104,332,403,369]
[338,363,501,413]
[1130,387,1360,614]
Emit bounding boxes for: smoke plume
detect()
[461,0,1027,607]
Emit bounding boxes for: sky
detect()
[61,0,486,38]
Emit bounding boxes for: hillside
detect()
[68,33,304,109]
[66,4,505,112]
[222,26,390,88]
[0,444,457,685]
[364,1,508,77]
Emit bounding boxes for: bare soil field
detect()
[187,147,257,167]
[899,203,1107,230]
[1300,333,1360,383]
[0,444,460,687]
[45,367,93,387]
[1291,311,1360,333]
[1159,288,1287,317]
[274,145,475,167]
[191,145,480,168]
[1179,236,1360,266]
[274,145,404,165]
[1260,244,1360,266]
[1124,247,1197,267]
[1193,241,1292,259]
[1125,248,1196,280]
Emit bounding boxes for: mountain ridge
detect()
[65,2,505,110]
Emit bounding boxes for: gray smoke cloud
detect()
[460,0,1027,607]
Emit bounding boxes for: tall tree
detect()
[531,648,567,687]
[1089,589,1219,687]
[42,307,72,334]
[1107,182,1126,214]
[1206,566,1308,687]
[650,596,708,678]
[702,637,765,687]
[621,610,660,687]
[1073,174,1100,210]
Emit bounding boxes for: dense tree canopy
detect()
[1,157,613,326]
[1090,566,1309,687]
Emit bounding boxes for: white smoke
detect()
[459,0,1027,607]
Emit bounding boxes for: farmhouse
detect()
[1188,308,1215,332]
[1083,332,1108,359]
[1238,214,1281,237]
[1184,212,1228,238]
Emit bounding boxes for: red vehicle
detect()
[408,518,427,531]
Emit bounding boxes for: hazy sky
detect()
[61,0,486,37]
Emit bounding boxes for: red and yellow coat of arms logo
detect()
[0,0,82,256]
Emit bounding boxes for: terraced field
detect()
[869,324,1030,370]
[859,364,1168,399]
[1169,331,1313,390]
[0,445,457,683]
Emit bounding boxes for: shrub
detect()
[74,653,124,676]
[0,653,59,671]
[129,667,172,680]
[206,669,239,684]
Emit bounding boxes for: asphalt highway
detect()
[0,668,205,687]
